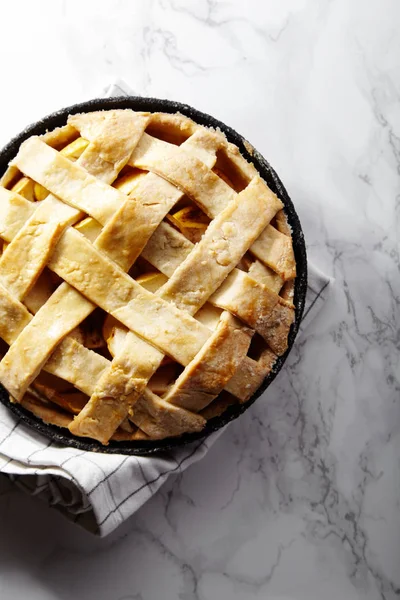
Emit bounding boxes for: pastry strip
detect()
[248,260,284,293]
[257,299,295,356]
[163,312,253,412]
[130,388,206,440]
[250,224,296,280]
[45,338,109,397]
[0,283,94,399]
[225,348,278,402]
[0,188,35,242]
[209,269,279,339]
[69,331,164,443]
[158,176,282,314]
[13,137,125,225]
[95,173,182,269]
[0,281,32,344]
[0,196,77,300]
[129,132,236,217]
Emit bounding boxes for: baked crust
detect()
[0,108,297,444]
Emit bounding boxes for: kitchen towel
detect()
[0,80,334,536]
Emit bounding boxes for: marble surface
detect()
[0,0,399,598]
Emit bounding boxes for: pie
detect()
[0,108,296,445]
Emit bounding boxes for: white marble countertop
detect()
[0,1,399,598]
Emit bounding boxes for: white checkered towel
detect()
[0,81,334,536]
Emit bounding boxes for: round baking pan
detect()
[0,97,307,454]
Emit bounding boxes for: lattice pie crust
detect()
[0,109,296,444]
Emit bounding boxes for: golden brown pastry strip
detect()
[0,283,94,400]
[209,269,279,340]
[246,259,295,355]
[158,176,282,314]
[130,388,206,440]
[13,137,125,225]
[247,260,284,293]
[68,111,150,183]
[129,132,236,217]
[181,129,220,168]
[0,188,35,242]
[69,331,164,443]
[0,281,32,344]
[45,337,109,397]
[225,348,278,402]
[258,299,295,356]
[141,221,193,275]
[250,224,296,280]
[0,124,78,190]
[0,196,77,300]
[95,173,182,270]
[163,312,253,412]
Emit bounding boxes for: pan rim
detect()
[0,96,307,455]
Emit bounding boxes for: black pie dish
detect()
[0,96,307,455]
